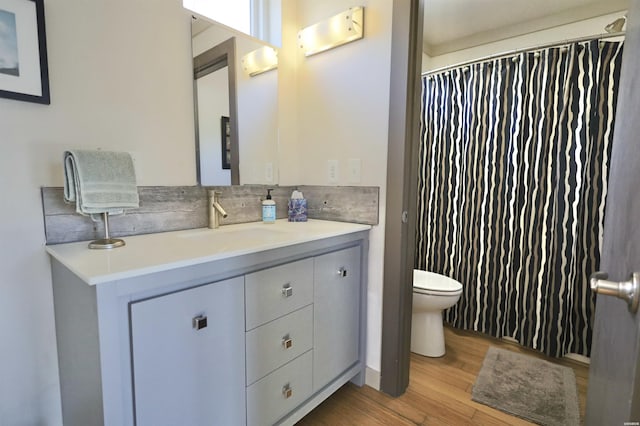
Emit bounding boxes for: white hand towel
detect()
[63,150,139,215]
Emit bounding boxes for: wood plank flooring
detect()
[298,327,590,425]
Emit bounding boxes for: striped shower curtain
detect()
[416,40,624,357]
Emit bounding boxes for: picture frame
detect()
[220,116,231,170]
[0,0,50,104]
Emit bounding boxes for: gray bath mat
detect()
[472,346,580,425]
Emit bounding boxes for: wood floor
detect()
[298,327,590,425]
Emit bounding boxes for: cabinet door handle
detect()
[281,284,293,298]
[192,315,207,330]
[282,334,293,349]
[282,383,293,399]
[337,267,348,277]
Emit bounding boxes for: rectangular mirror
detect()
[192,15,279,186]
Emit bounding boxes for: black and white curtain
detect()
[416,40,624,357]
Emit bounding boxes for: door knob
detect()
[590,271,639,313]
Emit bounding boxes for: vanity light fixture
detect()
[241,46,278,76]
[297,6,364,57]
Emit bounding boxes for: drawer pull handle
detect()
[281,284,293,298]
[192,315,207,330]
[282,335,293,349]
[337,267,348,277]
[282,383,293,399]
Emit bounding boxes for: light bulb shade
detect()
[298,6,364,57]
[241,46,278,77]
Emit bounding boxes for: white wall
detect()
[278,0,394,378]
[235,40,278,185]
[423,11,627,72]
[0,0,195,424]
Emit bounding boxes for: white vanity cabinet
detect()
[47,220,369,426]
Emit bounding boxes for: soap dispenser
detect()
[262,188,276,224]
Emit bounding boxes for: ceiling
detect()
[423,0,629,56]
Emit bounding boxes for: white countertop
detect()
[46,219,371,285]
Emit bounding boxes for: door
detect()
[585,3,640,424]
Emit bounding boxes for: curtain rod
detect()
[423,31,625,76]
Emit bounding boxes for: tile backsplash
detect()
[42,185,379,244]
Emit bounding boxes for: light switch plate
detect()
[327,160,339,184]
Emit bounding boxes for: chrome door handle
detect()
[590,271,639,313]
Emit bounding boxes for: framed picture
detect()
[221,116,231,170]
[0,0,50,104]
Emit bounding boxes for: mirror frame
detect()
[193,37,240,185]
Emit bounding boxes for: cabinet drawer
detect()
[246,351,313,426]
[245,258,313,330]
[246,305,313,385]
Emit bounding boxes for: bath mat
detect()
[471,346,580,425]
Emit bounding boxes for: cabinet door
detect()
[130,277,245,426]
[313,246,361,392]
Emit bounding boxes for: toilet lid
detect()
[413,270,462,293]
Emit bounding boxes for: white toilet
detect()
[411,270,463,357]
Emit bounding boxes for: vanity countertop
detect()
[45,219,371,285]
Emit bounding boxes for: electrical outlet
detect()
[347,158,361,183]
[327,160,339,184]
[265,162,273,182]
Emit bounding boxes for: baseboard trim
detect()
[501,335,590,365]
[365,367,381,390]
[564,352,591,365]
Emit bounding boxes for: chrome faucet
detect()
[208,190,228,229]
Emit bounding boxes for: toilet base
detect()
[411,311,446,357]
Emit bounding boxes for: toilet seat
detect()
[413,270,462,296]
[413,287,461,296]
